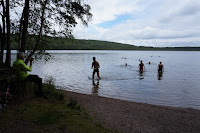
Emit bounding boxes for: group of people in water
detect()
[138,60,164,73]
[92,56,164,79]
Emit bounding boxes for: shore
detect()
[63,90,200,133]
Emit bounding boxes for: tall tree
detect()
[18,10,24,50]
[24,0,92,62]
[5,0,11,66]
[0,0,6,64]
[0,24,2,63]
[2,0,92,65]
[19,0,29,52]
[24,0,47,64]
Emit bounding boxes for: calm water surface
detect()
[11,50,200,109]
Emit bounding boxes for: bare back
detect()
[158,64,163,69]
[92,61,100,69]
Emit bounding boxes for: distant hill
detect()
[10,35,200,51]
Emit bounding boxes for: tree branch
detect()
[25,0,48,64]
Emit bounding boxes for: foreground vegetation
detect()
[10,35,200,51]
[0,77,113,133]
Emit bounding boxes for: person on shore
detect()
[138,61,145,72]
[12,52,42,94]
[158,62,164,73]
[91,57,101,79]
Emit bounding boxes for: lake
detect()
[10,50,200,109]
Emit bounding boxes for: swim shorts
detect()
[93,69,99,73]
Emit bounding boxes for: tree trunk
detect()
[0,0,6,64]
[19,0,29,52]
[0,25,3,63]
[25,0,48,64]
[18,9,24,50]
[5,0,11,66]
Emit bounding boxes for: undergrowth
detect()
[0,76,115,133]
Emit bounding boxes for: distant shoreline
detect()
[10,49,200,51]
[9,34,200,51]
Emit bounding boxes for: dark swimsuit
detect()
[158,66,163,72]
[139,63,144,71]
[93,68,99,73]
[93,61,99,73]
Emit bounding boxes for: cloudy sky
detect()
[73,0,200,47]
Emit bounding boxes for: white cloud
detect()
[87,0,140,24]
[73,0,200,47]
[159,0,200,24]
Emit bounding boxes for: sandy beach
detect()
[63,90,200,133]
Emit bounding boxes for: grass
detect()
[0,77,115,133]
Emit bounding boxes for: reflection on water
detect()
[157,72,163,80]
[139,71,144,80]
[92,79,100,95]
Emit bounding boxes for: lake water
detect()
[10,50,200,109]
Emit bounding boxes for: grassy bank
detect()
[0,78,114,133]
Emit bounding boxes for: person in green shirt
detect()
[12,52,42,93]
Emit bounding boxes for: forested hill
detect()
[10,35,200,51]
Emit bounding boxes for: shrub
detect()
[42,76,64,101]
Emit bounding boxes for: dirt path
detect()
[63,91,200,133]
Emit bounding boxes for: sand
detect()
[63,90,200,133]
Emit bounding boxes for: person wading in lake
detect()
[12,52,43,94]
[158,62,164,73]
[138,61,145,72]
[91,57,101,79]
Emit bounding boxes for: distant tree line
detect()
[9,34,200,51]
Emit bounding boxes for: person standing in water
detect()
[158,62,164,73]
[138,61,145,72]
[91,57,101,79]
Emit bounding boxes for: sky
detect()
[73,0,200,47]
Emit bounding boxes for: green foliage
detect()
[11,0,92,40]
[68,98,81,110]
[42,76,64,101]
[18,101,67,125]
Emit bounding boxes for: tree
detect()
[23,0,92,63]
[24,0,47,64]
[0,0,6,64]
[19,0,29,52]
[5,0,11,66]
[0,0,92,66]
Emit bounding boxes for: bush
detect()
[67,98,81,110]
[42,76,64,101]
